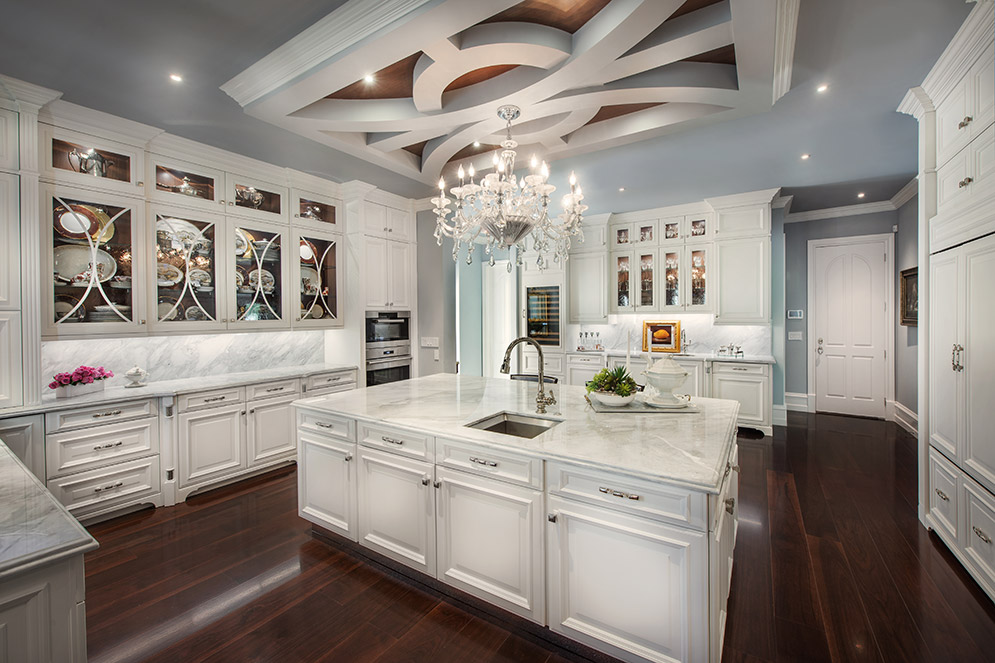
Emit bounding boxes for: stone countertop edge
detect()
[293,377,740,494]
[0,441,98,580]
[0,363,360,418]
[567,350,776,364]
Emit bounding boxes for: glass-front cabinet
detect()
[228,221,289,328]
[43,125,145,197]
[293,228,342,328]
[612,250,658,312]
[291,189,340,231]
[660,213,715,246]
[611,220,657,249]
[148,154,226,213]
[150,206,227,332]
[661,248,682,310]
[522,272,562,349]
[660,216,683,246]
[612,253,632,311]
[685,243,710,311]
[225,174,288,224]
[44,185,146,337]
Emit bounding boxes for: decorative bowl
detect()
[589,391,636,407]
[642,355,689,405]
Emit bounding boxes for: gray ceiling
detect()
[0,0,974,212]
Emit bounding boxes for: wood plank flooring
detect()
[84,412,995,663]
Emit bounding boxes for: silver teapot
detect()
[235,186,264,208]
[68,148,112,177]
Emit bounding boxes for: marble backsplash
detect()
[568,313,771,356]
[41,330,325,389]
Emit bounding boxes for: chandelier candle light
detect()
[433,105,587,270]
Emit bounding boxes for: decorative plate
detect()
[234,267,246,288]
[54,294,86,322]
[299,239,318,264]
[185,305,208,321]
[53,245,117,283]
[300,266,319,295]
[93,304,131,312]
[188,268,212,288]
[248,268,275,292]
[234,229,252,256]
[157,297,182,321]
[309,303,324,319]
[54,204,99,240]
[157,262,183,287]
[157,217,209,248]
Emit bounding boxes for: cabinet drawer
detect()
[963,479,995,588]
[359,422,434,461]
[547,462,708,531]
[45,399,156,433]
[928,447,960,545]
[48,456,161,519]
[305,370,357,393]
[436,437,543,489]
[522,351,565,375]
[47,417,159,479]
[247,378,300,401]
[711,361,768,376]
[297,410,355,442]
[307,383,356,398]
[567,354,605,367]
[178,387,244,412]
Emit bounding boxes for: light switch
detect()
[788,331,804,341]
[422,336,440,348]
[433,349,440,361]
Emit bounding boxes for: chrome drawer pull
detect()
[598,486,609,493]
[92,410,123,419]
[973,526,992,544]
[958,177,974,188]
[204,396,227,403]
[628,494,641,501]
[316,422,335,429]
[725,497,736,514]
[93,441,124,450]
[934,488,950,502]
[94,481,124,493]
[599,486,640,500]
[732,367,748,372]
[381,436,403,445]
[469,456,498,467]
[957,115,973,129]
[265,387,284,392]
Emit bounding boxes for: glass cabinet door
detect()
[229,222,288,327]
[44,126,144,196]
[294,230,342,328]
[291,189,340,230]
[612,252,633,311]
[685,213,714,241]
[660,216,683,246]
[149,155,225,213]
[46,187,144,336]
[661,249,681,310]
[151,208,225,330]
[685,243,711,311]
[636,250,657,310]
[611,223,634,249]
[635,221,657,246]
[226,174,288,223]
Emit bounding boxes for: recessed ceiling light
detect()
[800,153,810,160]
[618,187,625,192]
[816,84,828,93]
[364,74,374,83]
[473,141,480,147]
[169,73,183,83]
[857,192,866,198]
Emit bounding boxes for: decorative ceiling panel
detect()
[225,0,797,186]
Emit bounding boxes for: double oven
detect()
[365,311,411,386]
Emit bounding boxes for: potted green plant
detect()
[586,365,638,407]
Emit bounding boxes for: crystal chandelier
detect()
[433,105,587,270]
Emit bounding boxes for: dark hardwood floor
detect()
[83,412,995,663]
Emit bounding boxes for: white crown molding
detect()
[0,74,61,111]
[919,0,994,108]
[897,86,935,120]
[38,100,163,146]
[771,0,800,104]
[367,187,414,210]
[890,177,918,208]
[285,169,343,198]
[221,0,435,107]
[339,180,378,203]
[414,196,436,212]
[584,213,612,225]
[611,200,712,224]
[771,194,793,209]
[705,187,781,210]
[785,200,896,224]
[149,132,292,183]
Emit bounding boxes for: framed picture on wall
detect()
[900,267,917,327]
[642,320,682,352]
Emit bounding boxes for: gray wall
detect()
[784,210,898,395]
[456,245,485,376]
[416,211,457,375]
[895,196,918,412]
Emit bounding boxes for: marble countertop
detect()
[0,439,98,579]
[0,363,359,418]
[568,349,776,364]
[295,373,739,493]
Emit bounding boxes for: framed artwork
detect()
[642,320,681,353]
[900,267,917,327]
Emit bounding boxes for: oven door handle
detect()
[366,357,412,370]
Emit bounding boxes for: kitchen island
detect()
[294,374,740,663]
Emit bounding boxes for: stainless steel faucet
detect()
[500,337,557,414]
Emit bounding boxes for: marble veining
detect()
[0,441,97,578]
[297,374,739,493]
[568,313,771,357]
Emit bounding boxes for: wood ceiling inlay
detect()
[447,142,501,164]
[481,0,612,34]
[325,52,421,100]
[683,44,736,65]
[444,64,520,93]
[402,140,429,158]
[583,102,666,127]
[668,0,726,21]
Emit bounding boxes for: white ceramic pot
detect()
[642,355,689,404]
[589,391,636,407]
[55,381,105,399]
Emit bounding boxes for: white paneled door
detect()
[812,237,888,418]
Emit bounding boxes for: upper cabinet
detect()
[226,219,290,329]
[291,189,340,232]
[714,205,770,238]
[568,252,608,323]
[659,214,715,246]
[363,201,414,242]
[148,153,226,213]
[936,42,994,169]
[42,124,146,197]
[293,227,343,328]
[0,108,17,171]
[0,173,19,310]
[224,173,288,223]
[714,237,770,325]
[611,220,657,249]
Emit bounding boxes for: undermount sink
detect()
[465,411,562,439]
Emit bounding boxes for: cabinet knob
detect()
[958,177,974,188]
[934,488,949,502]
[421,476,431,486]
[725,497,736,514]
[433,480,442,489]
[140,319,146,325]
[137,181,144,187]
[547,513,558,523]
[344,453,352,462]
[957,116,973,129]
[973,526,992,544]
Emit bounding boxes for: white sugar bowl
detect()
[642,355,689,404]
[124,365,149,388]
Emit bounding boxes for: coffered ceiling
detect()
[224,0,797,186]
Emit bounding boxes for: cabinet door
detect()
[363,202,388,237]
[635,249,658,310]
[929,249,961,460]
[227,220,290,329]
[435,467,545,622]
[685,243,711,312]
[150,206,227,332]
[290,189,340,231]
[224,173,287,223]
[971,43,994,140]
[298,432,357,540]
[611,252,634,311]
[546,495,708,663]
[568,252,607,323]
[633,220,658,246]
[247,394,297,467]
[660,247,682,311]
[364,236,389,309]
[388,240,413,309]
[971,123,994,196]
[358,447,436,574]
[148,153,225,213]
[659,216,683,247]
[936,77,972,168]
[0,415,44,480]
[685,212,714,241]
[962,233,995,493]
[714,237,769,324]
[0,173,19,309]
[45,186,147,337]
[177,403,245,489]
[610,223,634,249]
[43,124,145,196]
[674,360,703,397]
[294,228,343,328]
[567,364,603,387]
[712,373,766,425]
[714,205,769,237]
[0,108,16,170]
[0,311,20,410]
[387,206,415,242]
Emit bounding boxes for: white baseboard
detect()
[785,392,810,412]
[893,400,918,436]
[773,404,787,426]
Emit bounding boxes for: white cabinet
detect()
[674,359,705,397]
[0,311,22,409]
[936,42,994,168]
[290,188,340,231]
[298,431,357,541]
[711,362,771,435]
[292,226,344,328]
[0,415,44,480]
[714,204,770,238]
[224,172,288,223]
[0,108,16,170]
[147,153,226,213]
[435,466,545,622]
[364,236,413,310]
[247,393,297,466]
[363,201,414,241]
[0,172,19,310]
[714,237,770,325]
[611,248,659,312]
[357,446,436,575]
[928,447,960,545]
[177,401,245,492]
[546,493,708,663]
[567,354,606,387]
[937,123,994,212]
[929,248,961,460]
[568,252,608,323]
[42,123,146,197]
[611,220,658,248]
